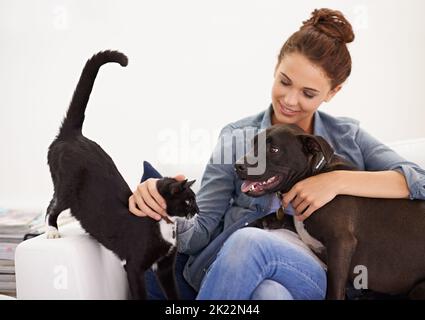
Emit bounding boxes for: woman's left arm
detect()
[354,127,425,200]
[284,127,425,221]
[334,170,409,199]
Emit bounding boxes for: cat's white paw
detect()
[46,226,61,239]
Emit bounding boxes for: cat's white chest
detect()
[159,218,177,247]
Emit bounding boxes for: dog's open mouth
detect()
[241,175,283,196]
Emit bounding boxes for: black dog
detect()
[235,124,425,300]
[46,50,199,300]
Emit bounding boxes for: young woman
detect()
[128,8,425,299]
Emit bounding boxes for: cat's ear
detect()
[170,182,180,195]
[184,180,196,188]
[170,179,187,195]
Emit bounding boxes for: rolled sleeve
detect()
[355,127,425,200]
[176,216,195,253]
[396,165,425,200]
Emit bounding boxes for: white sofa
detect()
[15,138,425,299]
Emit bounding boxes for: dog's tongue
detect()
[241,181,259,193]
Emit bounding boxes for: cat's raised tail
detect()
[58,50,128,138]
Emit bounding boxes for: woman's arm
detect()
[129,130,236,255]
[283,127,425,221]
[177,124,243,255]
[177,159,235,255]
[335,170,410,199]
[355,128,425,200]
[283,169,410,222]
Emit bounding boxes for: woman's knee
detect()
[213,227,268,268]
[220,227,268,255]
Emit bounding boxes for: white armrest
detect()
[15,221,129,300]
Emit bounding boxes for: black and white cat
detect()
[46,50,198,300]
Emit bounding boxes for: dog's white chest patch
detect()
[159,218,177,247]
[293,218,326,255]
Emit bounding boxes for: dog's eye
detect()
[270,146,279,153]
[185,200,190,205]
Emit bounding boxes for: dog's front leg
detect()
[325,235,357,300]
[155,247,179,300]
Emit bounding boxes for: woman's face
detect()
[271,52,341,133]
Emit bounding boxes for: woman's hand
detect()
[128,174,186,220]
[282,171,341,221]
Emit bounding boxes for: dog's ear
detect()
[298,135,334,173]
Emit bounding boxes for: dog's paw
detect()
[46,226,61,239]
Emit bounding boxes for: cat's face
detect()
[157,178,199,218]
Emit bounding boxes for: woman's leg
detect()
[251,279,294,300]
[196,227,326,300]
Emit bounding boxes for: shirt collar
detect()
[260,104,273,130]
[260,104,329,139]
[313,110,331,141]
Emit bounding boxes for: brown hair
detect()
[278,8,355,89]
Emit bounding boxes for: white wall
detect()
[1,0,424,210]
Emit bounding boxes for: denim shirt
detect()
[177,105,425,291]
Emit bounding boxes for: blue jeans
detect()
[196,227,327,300]
[145,253,297,300]
[146,227,327,300]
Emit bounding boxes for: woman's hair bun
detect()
[302,8,355,44]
